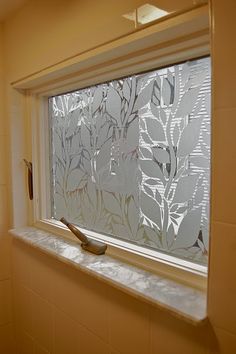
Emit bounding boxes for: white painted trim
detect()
[34,36,210,97]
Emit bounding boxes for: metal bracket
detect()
[23,159,33,200]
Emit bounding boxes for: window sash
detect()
[48,56,211,267]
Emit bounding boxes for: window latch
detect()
[23,159,33,200]
[60,217,107,255]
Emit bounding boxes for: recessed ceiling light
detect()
[123,4,169,27]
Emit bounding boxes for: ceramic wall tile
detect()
[0,185,9,232]
[12,240,32,287]
[35,343,51,354]
[53,307,78,354]
[13,282,33,336]
[17,330,36,354]
[208,222,236,334]
[211,108,236,225]
[31,291,53,353]
[0,324,16,354]
[150,306,209,354]
[52,261,109,341]
[0,279,12,326]
[0,134,7,185]
[29,248,56,304]
[212,0,236,110]
[209,327,236,354]
[108,287,150,354]
[76,322,110,354]
[0,233,11,279]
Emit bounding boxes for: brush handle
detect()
[60,217,89,244]
[60,217,107,255]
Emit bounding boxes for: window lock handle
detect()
[60,217,107,255]
[23,159,33,200]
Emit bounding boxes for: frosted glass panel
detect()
[49,56,211,265]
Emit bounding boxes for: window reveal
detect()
[49,56,211,266]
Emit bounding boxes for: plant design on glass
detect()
[50,56,211,265]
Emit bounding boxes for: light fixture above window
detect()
[123,4,170,27]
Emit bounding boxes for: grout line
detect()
[213,325,236,339]
[52,301,109,345]
[0,277,11,282]
[0,321,12,328]
[212,220,236,228]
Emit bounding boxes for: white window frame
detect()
[12,4,210,289]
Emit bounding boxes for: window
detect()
[48,56,211,267]
[9,5,210,280]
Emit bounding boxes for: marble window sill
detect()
[10,226,207,325]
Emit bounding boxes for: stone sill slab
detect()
[10,226,207,325]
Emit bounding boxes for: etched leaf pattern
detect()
[50,57,211,265]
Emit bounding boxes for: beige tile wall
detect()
[12,240,210,354]
[0,23,14,354]
[2,0,236,353]
[207,1,236,353]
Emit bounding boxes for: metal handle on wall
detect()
[23,159,33,200]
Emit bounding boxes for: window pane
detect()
[49,56,211,266]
